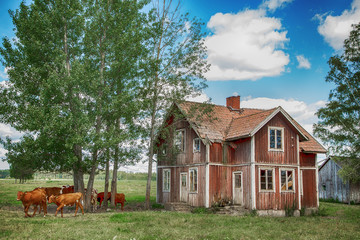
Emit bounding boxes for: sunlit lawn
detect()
[0,179,359,240]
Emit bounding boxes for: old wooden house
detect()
[156,96,327,215]
[318,157,360,203]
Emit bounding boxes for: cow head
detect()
[48,195,56,204]
[17,191,24,201]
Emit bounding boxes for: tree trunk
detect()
[104,148,110,209]
[145,106,157,210]
[111,118,120,207]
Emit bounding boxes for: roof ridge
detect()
[232,107,277,120]
[183,100,273,112]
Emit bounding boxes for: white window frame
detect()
[174,129,186,152]
[162,169,171,193]
[259,167,275,192]
[279,168,295,193]
[268,127,284,151]
[193,138,201,153]
[189,167,198,193]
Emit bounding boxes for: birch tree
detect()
[142,0,209,209]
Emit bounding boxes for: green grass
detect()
[0,179,359,240]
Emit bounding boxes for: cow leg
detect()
[42,202,47,217]
[55,204,64,217]
[60,207,64,218]
[99,198,103,207]
[32,205,38,217]
[74,202,79,217]
[24,205,30,218]
[78,202,84,215]
[121,202,124,211]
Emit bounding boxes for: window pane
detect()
[235,175,241,188]
[181,175,186,187]
[288,171,293,190]
[281,171,286,190]
[276,130,282,149]
[267,170,273,190]
[270,129,275,148]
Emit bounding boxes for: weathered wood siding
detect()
[255,113,298,165]
[255,166,298,210]
[157,166,206,207]
[208,165,251,208]
[301,169,317,208]
[318,159,360,203]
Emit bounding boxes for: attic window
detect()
[193,138,201,153]
[174,129,185,152]
[269,127,284,151]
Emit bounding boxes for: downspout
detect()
[205,142,210,208]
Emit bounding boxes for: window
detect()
[280,169,294,192]
[189,168,198,193]
[269,127,284,151]
[174,129,185,152]
[193,138,201,153]
[163,169,170,192]
[260,168,274,191]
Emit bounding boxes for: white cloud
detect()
[296,55,311,69]
[241,97,326,134]
[205,8,290,81]
[186,91,210,103]
[260,0,293,12]
[0,68,9,80]
[316,0,360,50]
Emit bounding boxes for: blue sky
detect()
[0,0,359,170]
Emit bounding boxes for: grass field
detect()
[0,179,359,240]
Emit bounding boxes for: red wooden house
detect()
[156,96,326,216]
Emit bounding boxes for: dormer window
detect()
[193,138,201,153]
[268,127,284,151]
[174,129,185,152]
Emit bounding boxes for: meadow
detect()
[0,179,359,240]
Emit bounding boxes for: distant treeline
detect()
[0,170,10,179]
[34,171,156,181]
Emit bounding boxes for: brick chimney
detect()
[226,96,240,110]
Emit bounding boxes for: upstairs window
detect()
[174,129,185,152]
[269,127,284,151]
[163,169,171,192]
[280,169,294,192]
[189,168,198,193]
[260,168,274,191]
[193,138,201,153]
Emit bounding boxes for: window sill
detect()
[268,149,284,152]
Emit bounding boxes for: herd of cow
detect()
[16,185,126,218]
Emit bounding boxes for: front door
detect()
[180,173,187,202]
[233,172,243,205]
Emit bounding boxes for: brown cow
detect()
[61,185,74,194]
[97,192,111,207]
[34,187,61,199]
[48,192,84,218]
[114,193,126,211]
[17,190,47,218]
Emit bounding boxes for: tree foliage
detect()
[314,22,360,183]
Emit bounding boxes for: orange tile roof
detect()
[177,101,327,153]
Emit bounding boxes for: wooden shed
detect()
[157,96,327,216]
[318,157,360,204]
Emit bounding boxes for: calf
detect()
[17,190,47,218]
[114,193,126,211]
[48,192,84,218]
[97,192,111,207]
